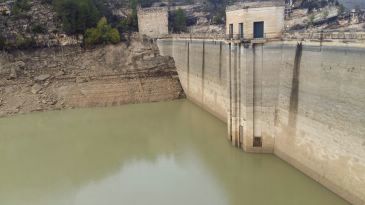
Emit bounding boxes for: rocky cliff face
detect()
[0,35,185,117]
[0,0,82,48]
[0,35,174,76]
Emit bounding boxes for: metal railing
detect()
[226,33,244,40]
[283,31,365,41]
[159,31,365,42]
[159,33,225,40]
[159,33,271,41]
[225,33,268,41]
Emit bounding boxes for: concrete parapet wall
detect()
[157,38,365,205]
[160,31,365,44]
[283,31,365,41]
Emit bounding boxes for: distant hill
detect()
[338,0,365,9]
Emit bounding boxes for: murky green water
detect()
[0,100,349,205]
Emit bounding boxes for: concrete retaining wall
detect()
[157,38,365,205]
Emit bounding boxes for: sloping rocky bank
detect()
[0,36,185,117]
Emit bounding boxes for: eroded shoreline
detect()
[0,38,185,118]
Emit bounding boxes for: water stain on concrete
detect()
[288,42,303,131]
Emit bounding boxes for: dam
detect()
[1,0,364,204]
[157,38,365,205]
[0,37,363,205]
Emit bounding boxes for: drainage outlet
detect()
[253,137,262,147]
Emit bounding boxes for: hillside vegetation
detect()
[1,0,357,50]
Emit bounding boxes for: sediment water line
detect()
[229,43,232,141]
[219,41,223,82]
[252,44,257,145]
[288,42,303,130]
[233,44,239,146]
[187,41,190,93]
[238,44,242,147]
[202,41,205,104]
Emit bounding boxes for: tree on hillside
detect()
[117,0,139,33]
[0,35,5,50]
[84,17,120,46]
[129,0,138,29]
[322,10,329,19]
[170,8,187,33]
[337,3,345,14]
[139,0,159,7]
[300,0,330,12]
[307,14,315,27]
[204,0,234,25]
[12,0,31,15]
[54,0,100,34]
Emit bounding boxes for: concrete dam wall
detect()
[157,39,365,205]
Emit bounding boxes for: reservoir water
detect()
[0,100,349,205]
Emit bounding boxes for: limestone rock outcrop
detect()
[0,36,185,117]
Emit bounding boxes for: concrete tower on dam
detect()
[224,1,286,152]
[226,1,285,41]
[157,1,365,204]
[137,6,169,38]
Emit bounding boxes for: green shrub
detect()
[54,0,100,34]
[322,10,329,19]
[301,0,329,13]
[107,28,120,44]
[15,34,36,49]
[31,24,47,34]
[337,4,345,15]
[116,0,138,33]
[118,14,138,32]
[84,27,101,45]
[50,0,135,34]
[97,17,111,42]
[170,8,187,33]
[212,13,224,25]
[204,0,233,22]
[138,0,159,8]
[0,35,5,49]
[41,0,53,4]
[84,17,120,46]
[184,0,194,4]
[118,18,129,32]
[307,14,315,27]
[12,0,31,15]
[15,0,31,10]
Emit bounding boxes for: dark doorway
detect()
[253,21,264,38]
[229,24,233,39]
[239,23,244,39]
[239,125,244,146]
[253,136,262,147]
